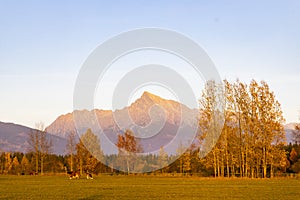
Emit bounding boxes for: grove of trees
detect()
[198,80,287,178]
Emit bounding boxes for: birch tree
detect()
[66,130,77,171]
[27,122,52,175]
[116,129,142,174]
[158,146,168,173]
[198,80,224,177]
[76,128,103,175]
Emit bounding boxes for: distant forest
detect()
[1,79,300,177]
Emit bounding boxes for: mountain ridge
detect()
[45,91,198,137]
[0,121,67,154]
[45,91,199,154]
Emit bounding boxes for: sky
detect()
[0,0,300,128]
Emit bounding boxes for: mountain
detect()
[284,122,299,144]
[46,92,199,154]
[0,122,67,154]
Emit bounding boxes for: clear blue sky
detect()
[0,0,300,128]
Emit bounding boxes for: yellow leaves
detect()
[199,79,287,177]
[116,129,142,153]
[76,128,103,172]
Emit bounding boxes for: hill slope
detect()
[0,122,67,154]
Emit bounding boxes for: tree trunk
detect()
[35,153,38,174]
[80,158,83,175]
[126,158,130,174]
[221,155,224,177]
[225,128,229,178]
[238,115,243,178]
[217,154,220,177]
[270,155,273,178]
[70,154,73,172]
[245,147,248,177]
[41,156,43,175]
[180,158,182,175]
[226,154,230,178]
[231,154,235,177]
[263,147,267,178]
[241,151,244,177]
[256,164,260,178]
[213,151,217,178]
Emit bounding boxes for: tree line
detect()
[0,79,300,177]
[0,131,299,176]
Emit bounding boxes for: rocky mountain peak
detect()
[45,91,199,154]
[133,91,165,106]
[141,91,162,101]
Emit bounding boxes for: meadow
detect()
[0,175,299,199]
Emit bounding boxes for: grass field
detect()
[0,175,299,200]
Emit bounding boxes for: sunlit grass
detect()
[0,175,299,199]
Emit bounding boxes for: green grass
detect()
[0,175,299,200]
